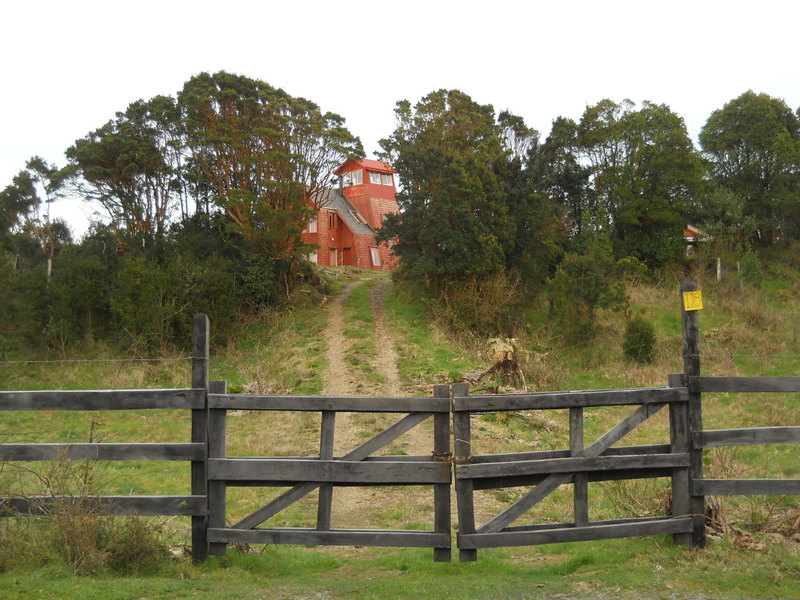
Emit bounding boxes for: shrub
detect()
[432,270,520,340]
[623,315,656,364]
[0,457,169,576]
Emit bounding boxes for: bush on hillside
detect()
[623,315,656,364]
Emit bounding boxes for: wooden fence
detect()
[0,314,212,563]
[1,287,799,563]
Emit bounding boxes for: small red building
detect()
[301,159,399,271]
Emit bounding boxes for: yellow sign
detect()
[683,291,704,311]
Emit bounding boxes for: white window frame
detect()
[369,171,381,184]
[308,217,317,233]
[370,247,381,267]
[380,173,393,186]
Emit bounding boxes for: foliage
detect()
[0,458,168,576]
[576,99,705,266]
[546,241,626,343]
[378,90,560,291]
[67,96,183,242]
[622,314,657,363]
[432,270,521,340]
[700,90,800,245]
[179,71,363,259]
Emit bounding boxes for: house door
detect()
[342,247,353,266]
[329,249,338,266]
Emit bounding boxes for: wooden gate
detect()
[204,384,453,561]
[450,382,694,561]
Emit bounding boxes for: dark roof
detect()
[317,188,374,236]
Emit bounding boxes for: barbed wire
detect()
[0,356,193,365]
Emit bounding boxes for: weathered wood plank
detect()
[694,479,800,496]
[0,389,204,411]
[317,411,336,531]
[570,407,588,527]
[0,495,207,517]
[207,379,228,557]
[0,443,204,461]
[689,376,800,393]
[209,459,450,484]
[208,394,449,413]
[452,382,477,563]
[453,387,685,412]
[191,313,210,564]
[459,517,693,549]
[695,427,800,448]
[669,373,692,546]
[471,444,673,464]
[475,402,665,534]
[471,468,675,490]
[457,453,689,480]
[433,385,452,562]
[208,528,450,548]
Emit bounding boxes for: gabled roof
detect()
[317,188,374,236]
[334,158,396,175]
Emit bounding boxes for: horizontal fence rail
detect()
[0,388,205,411]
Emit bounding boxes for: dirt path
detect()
[321,275,431,526]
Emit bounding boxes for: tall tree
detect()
[577,100,704,265]
[378,90,520,287]
[179,71,362,259]
[67,96,184,242]
[528,116,594,242]
[700,90,800,244]
[0,157,73,270]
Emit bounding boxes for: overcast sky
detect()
[3,0,799,237]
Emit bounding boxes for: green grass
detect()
[2,537,799,599]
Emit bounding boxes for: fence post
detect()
[208,379,227,557]
[433,384,452,562]
[191,313,210,563]
[668,373,692,546]
[680,282,706,548]
[451,382,477,562]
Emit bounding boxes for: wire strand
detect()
[0,357,193,365]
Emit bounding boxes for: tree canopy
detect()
[377,89,560,288]
[700,90,800,244]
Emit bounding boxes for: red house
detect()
[301,159,399,271]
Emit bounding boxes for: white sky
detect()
[3,0,799,237]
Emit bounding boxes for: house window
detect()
[328,211,337,228]
[308,217,317,233]
[342,169,363,187]
[380,173,393,186]
[369,171,381,184]
[370,247,381,267]
[308,251,318,265]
